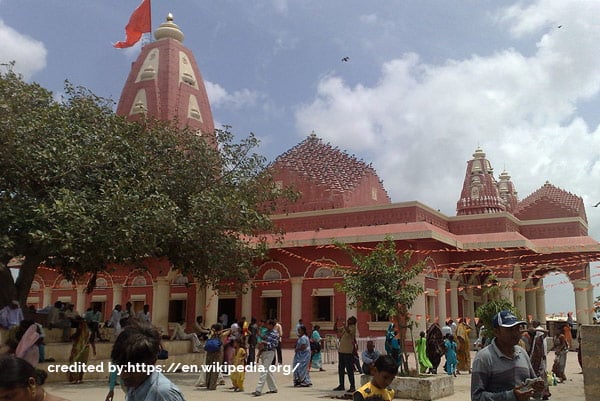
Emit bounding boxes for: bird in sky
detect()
[341,56,350,62]
[593,201,600,207]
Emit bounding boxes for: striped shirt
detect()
[471,339,537,401]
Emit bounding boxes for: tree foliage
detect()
[475,298,519,340]
[0,69,291,306]
[335,237,430,374]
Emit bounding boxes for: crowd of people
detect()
[0,299,583,401]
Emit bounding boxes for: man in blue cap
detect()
[471,310,546,401]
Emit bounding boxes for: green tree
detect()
[472,274,521,341]
[0,69,291,307]
[335,237,429,375]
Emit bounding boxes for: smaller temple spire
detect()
[456,147,506,215]
[497,169,518,212]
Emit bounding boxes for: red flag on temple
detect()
[114,0,151,48]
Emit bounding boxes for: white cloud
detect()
[205,81,263,110]
[0,19,47,79]
[359,13,378,25]
[295,1,600,240]
[270,0,289,15]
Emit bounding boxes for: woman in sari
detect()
[203,323,231,390]
[426,322,444,374]
[385,323,395,356]
[552,329,568,383]
[292,325,312,387]
[310,325,325,371]
[455,318,472,374]
[68,318,96,384]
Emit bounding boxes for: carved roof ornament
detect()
[154,13,184,42]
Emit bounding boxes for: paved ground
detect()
[45,349,586,400]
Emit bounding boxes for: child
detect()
[444,334,457,377]
[353,355,398,401]
[231,338,246,392]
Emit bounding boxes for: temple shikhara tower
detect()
[117,14,216,146]
[29,15,600,345]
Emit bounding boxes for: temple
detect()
[27,16,600,344]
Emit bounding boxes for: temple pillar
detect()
[241,282,253,322]
[152,277,170,335]
[450,280,459,322]
[112,284,124,308]
[204,286,219,326]
[498,278,514,304]
[574,280,592,324]
[535,283,546,324]
[437,278,447,323]
[464,290,475,322]
[289,277,304,338]
[514,283,527,320]
[194,285,206,321]
[42,286,52,308]
[410,274,427,330]
[75,285,86,315]
[525,285,538,321]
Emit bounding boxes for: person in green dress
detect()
[415,331,433,374]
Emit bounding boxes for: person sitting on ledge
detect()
[170,319,201,353]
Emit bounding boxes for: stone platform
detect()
[360,372,454,400]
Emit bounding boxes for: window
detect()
[371,312,390,322]
[263,269,282,281]
[168,300,186,322]
[91,301,106,321]
[132,276,147,286]
[312,296,332,321]
[314,267,333,278]
[262,297,280,320]
[132,300,145,315]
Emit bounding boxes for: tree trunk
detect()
[15,254,44,307]
[396,305,410,374]
[0,262,18,308]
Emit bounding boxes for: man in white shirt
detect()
[137,304,151,323]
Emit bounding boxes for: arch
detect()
[124,269,154,287]
[263,269,282,281]
[52,275,77,289]
[172,273,190,286]
[88,273,114,289]
[255,261,291,281]
[303,258,341,278]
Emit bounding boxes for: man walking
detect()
[252,319,279,396]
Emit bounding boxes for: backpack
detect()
[204,338,222,352]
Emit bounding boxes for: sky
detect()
[1,0,600,316]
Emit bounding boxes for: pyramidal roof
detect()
[513,181,587,222]
[273,133,382,192]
